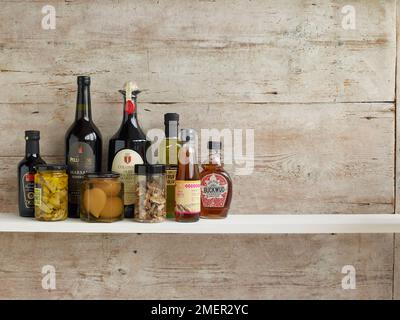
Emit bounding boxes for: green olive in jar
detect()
[34,165,68,221]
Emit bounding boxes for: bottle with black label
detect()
[65,76,102,218]
[18,130,46,217]
[108,82,148,218]
[158,113,180,219]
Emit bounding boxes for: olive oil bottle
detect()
[158,113,180,219]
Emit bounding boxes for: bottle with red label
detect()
[18,130,46,217]
[108,82,149,218]
[200,141,232,219]
[175,129,200,222]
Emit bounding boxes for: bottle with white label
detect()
[200,141,232,219]
[108,82,148,218]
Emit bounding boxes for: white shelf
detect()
[0,213,400,234]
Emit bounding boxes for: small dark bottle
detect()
[65,76,102,218]
[18,130,46,217]
[108,82,148,218]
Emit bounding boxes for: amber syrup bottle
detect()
[200,141,232,219]
[175,129,200,222]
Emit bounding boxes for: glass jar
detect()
[134,164,166,223]
[34,164,68,221]
[80,172,124,223]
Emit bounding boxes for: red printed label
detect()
[201,174,228,208]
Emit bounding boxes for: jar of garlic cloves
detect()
[80,172,124,223]
[134,164,166,223]
[34,164,68,221]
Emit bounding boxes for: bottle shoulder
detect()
[200,166,231,180]
[66,120,102,141]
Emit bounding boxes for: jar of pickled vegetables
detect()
[34,165,68,221]
[134,164,166,223]
[80,172,124,223]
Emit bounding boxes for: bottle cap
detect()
[208,141,222,150]
[134,164,165,175]
[25,130,40,140]
[77,76,91,85]
[180,128,197,142]
[164,113,179,123]
[84,172,120,179]
[35,164,68,171]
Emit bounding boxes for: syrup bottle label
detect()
[201,173,228,208]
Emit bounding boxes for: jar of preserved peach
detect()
[34,164,68,221]
[80,172,124,222]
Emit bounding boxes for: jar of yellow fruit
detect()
[80,172,124,222]
[34,165,68,221]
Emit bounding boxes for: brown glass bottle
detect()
[200,141,232,219]
[175,129,200,222]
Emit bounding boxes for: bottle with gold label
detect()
[158,113,180,219]
[175,129,200,223]
[108,82,148,218]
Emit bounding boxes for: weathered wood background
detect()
[0,0,399,299]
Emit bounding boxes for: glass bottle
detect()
[158,113,180,219]
[175,129,200,222]
[108,82,149,218]
[65,76,103,218]
[200,141,232,219]
[18,130,46,217]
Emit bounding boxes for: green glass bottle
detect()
[158,113,180,219]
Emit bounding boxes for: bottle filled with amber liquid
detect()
[175,129,200,222]
[158,113,180,219]
[65,76,102,218]
[200,141,232,219]
[18,130,46,217]
[108,82,148,218]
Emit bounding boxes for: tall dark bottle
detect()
[18,130,46,217]
[65,76,102,218]
[108,82,148,218]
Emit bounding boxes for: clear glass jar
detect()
[134,164,166,223]
[80,172,124,223]
[34,164,68,221]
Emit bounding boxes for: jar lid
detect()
[208,141,222,150]
[35,164,68,171]
[84,172,120,179]
[135,164,165,175]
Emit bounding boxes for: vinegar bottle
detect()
[175,129,200,222]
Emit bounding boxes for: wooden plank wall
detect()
[0,0,398,299]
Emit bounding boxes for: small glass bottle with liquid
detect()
[174,129,200,222]
[200,141,232,219]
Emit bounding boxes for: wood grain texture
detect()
[0,233,393,299]
[0,103,394,214]
[0,0,396,104]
